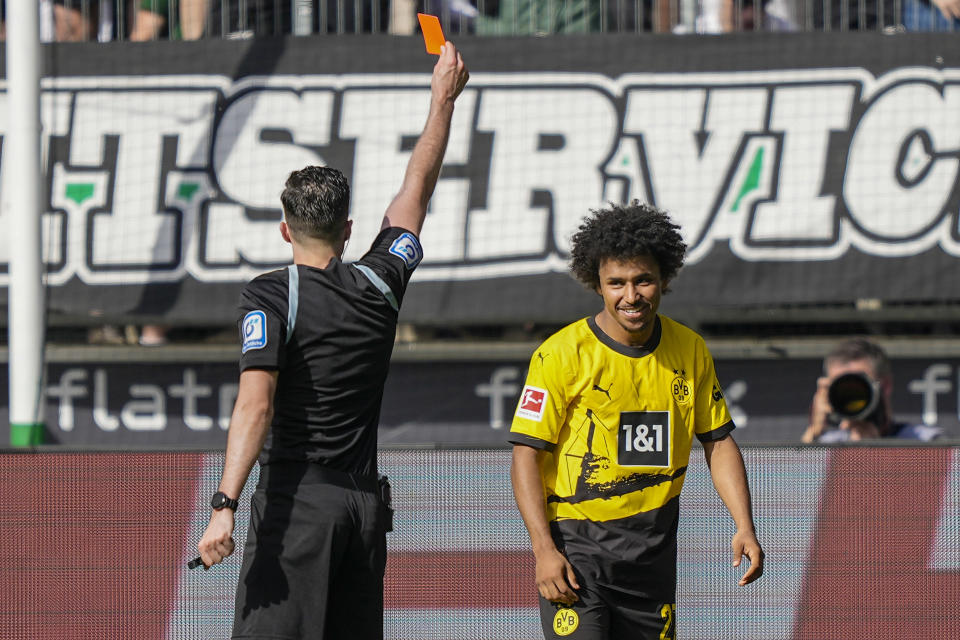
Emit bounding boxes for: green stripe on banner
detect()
[10,423,45,446]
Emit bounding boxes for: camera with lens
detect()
[827,372,883,425]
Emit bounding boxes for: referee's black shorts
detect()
[232,463,390,640]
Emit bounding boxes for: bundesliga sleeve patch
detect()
[516,385,548,422]
[241,310,267,353]
[388,232,423,269]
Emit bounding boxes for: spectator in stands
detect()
[130,0,208,40]
[52,0,114,41]
[805,0,899,30]
[801,337,942,443]
[193,0,391,37]
[417,0,482,33]
[52,0,93,41]
[679,0,796,32]
[718,0,796,30]
[903,0,960,30]
[130,0,286,38]
[475,0,676,34]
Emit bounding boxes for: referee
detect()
[197,43,469,640]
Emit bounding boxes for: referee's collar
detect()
[587,315,661,358]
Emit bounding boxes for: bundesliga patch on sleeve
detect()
[241,310,267,353]
[516,385,548,422]
[388,232,423,269]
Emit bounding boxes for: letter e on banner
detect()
[516,385,548,422]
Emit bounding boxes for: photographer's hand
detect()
[842,419,881,441]
[801,376,832,443]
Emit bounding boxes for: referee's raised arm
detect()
[380,41,470,235]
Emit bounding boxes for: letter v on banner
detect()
[792,448,958,639]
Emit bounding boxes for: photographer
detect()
[801,338,941,443]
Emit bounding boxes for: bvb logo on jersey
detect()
[553,608,579,636]
[671,375,691,405]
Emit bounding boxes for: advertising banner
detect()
[2,353,958,446]
[1,34,959,324]
[3,448,958,639]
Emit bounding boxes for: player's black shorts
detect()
[537,506,679,640]
[232,462,391,640]
[538,591,675,640]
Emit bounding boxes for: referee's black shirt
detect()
[237,226,423,476]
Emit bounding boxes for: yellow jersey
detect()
[510,314,734,524]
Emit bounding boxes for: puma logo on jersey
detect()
[593,383,612,400]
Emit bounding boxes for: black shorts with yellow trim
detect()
[538,498,680,640]
[539,592,676,640]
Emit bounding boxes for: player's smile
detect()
[617,303,650,319]
[595,255,664,347]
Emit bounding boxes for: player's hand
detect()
[732,528,764,586]
[534,547,580,605]
[801,376,832,443]
[198,508,236,569]
[932,0,960,20]
[432,41,469,106]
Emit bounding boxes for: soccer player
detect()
[196,42,469,639]
[509,203,764,640]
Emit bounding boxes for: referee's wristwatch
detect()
[210,491,239,511]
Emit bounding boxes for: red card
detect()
[417,13,445,55]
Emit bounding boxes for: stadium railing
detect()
[27,0,953,42]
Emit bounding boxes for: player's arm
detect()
[512,444,580,605]
[702,434,764,586]
[380,41,469,235]
[197,368,278,568]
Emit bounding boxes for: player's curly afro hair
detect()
[570,201,687,293]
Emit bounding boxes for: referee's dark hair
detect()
[281,166,351,243]
[570,201,687,293]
